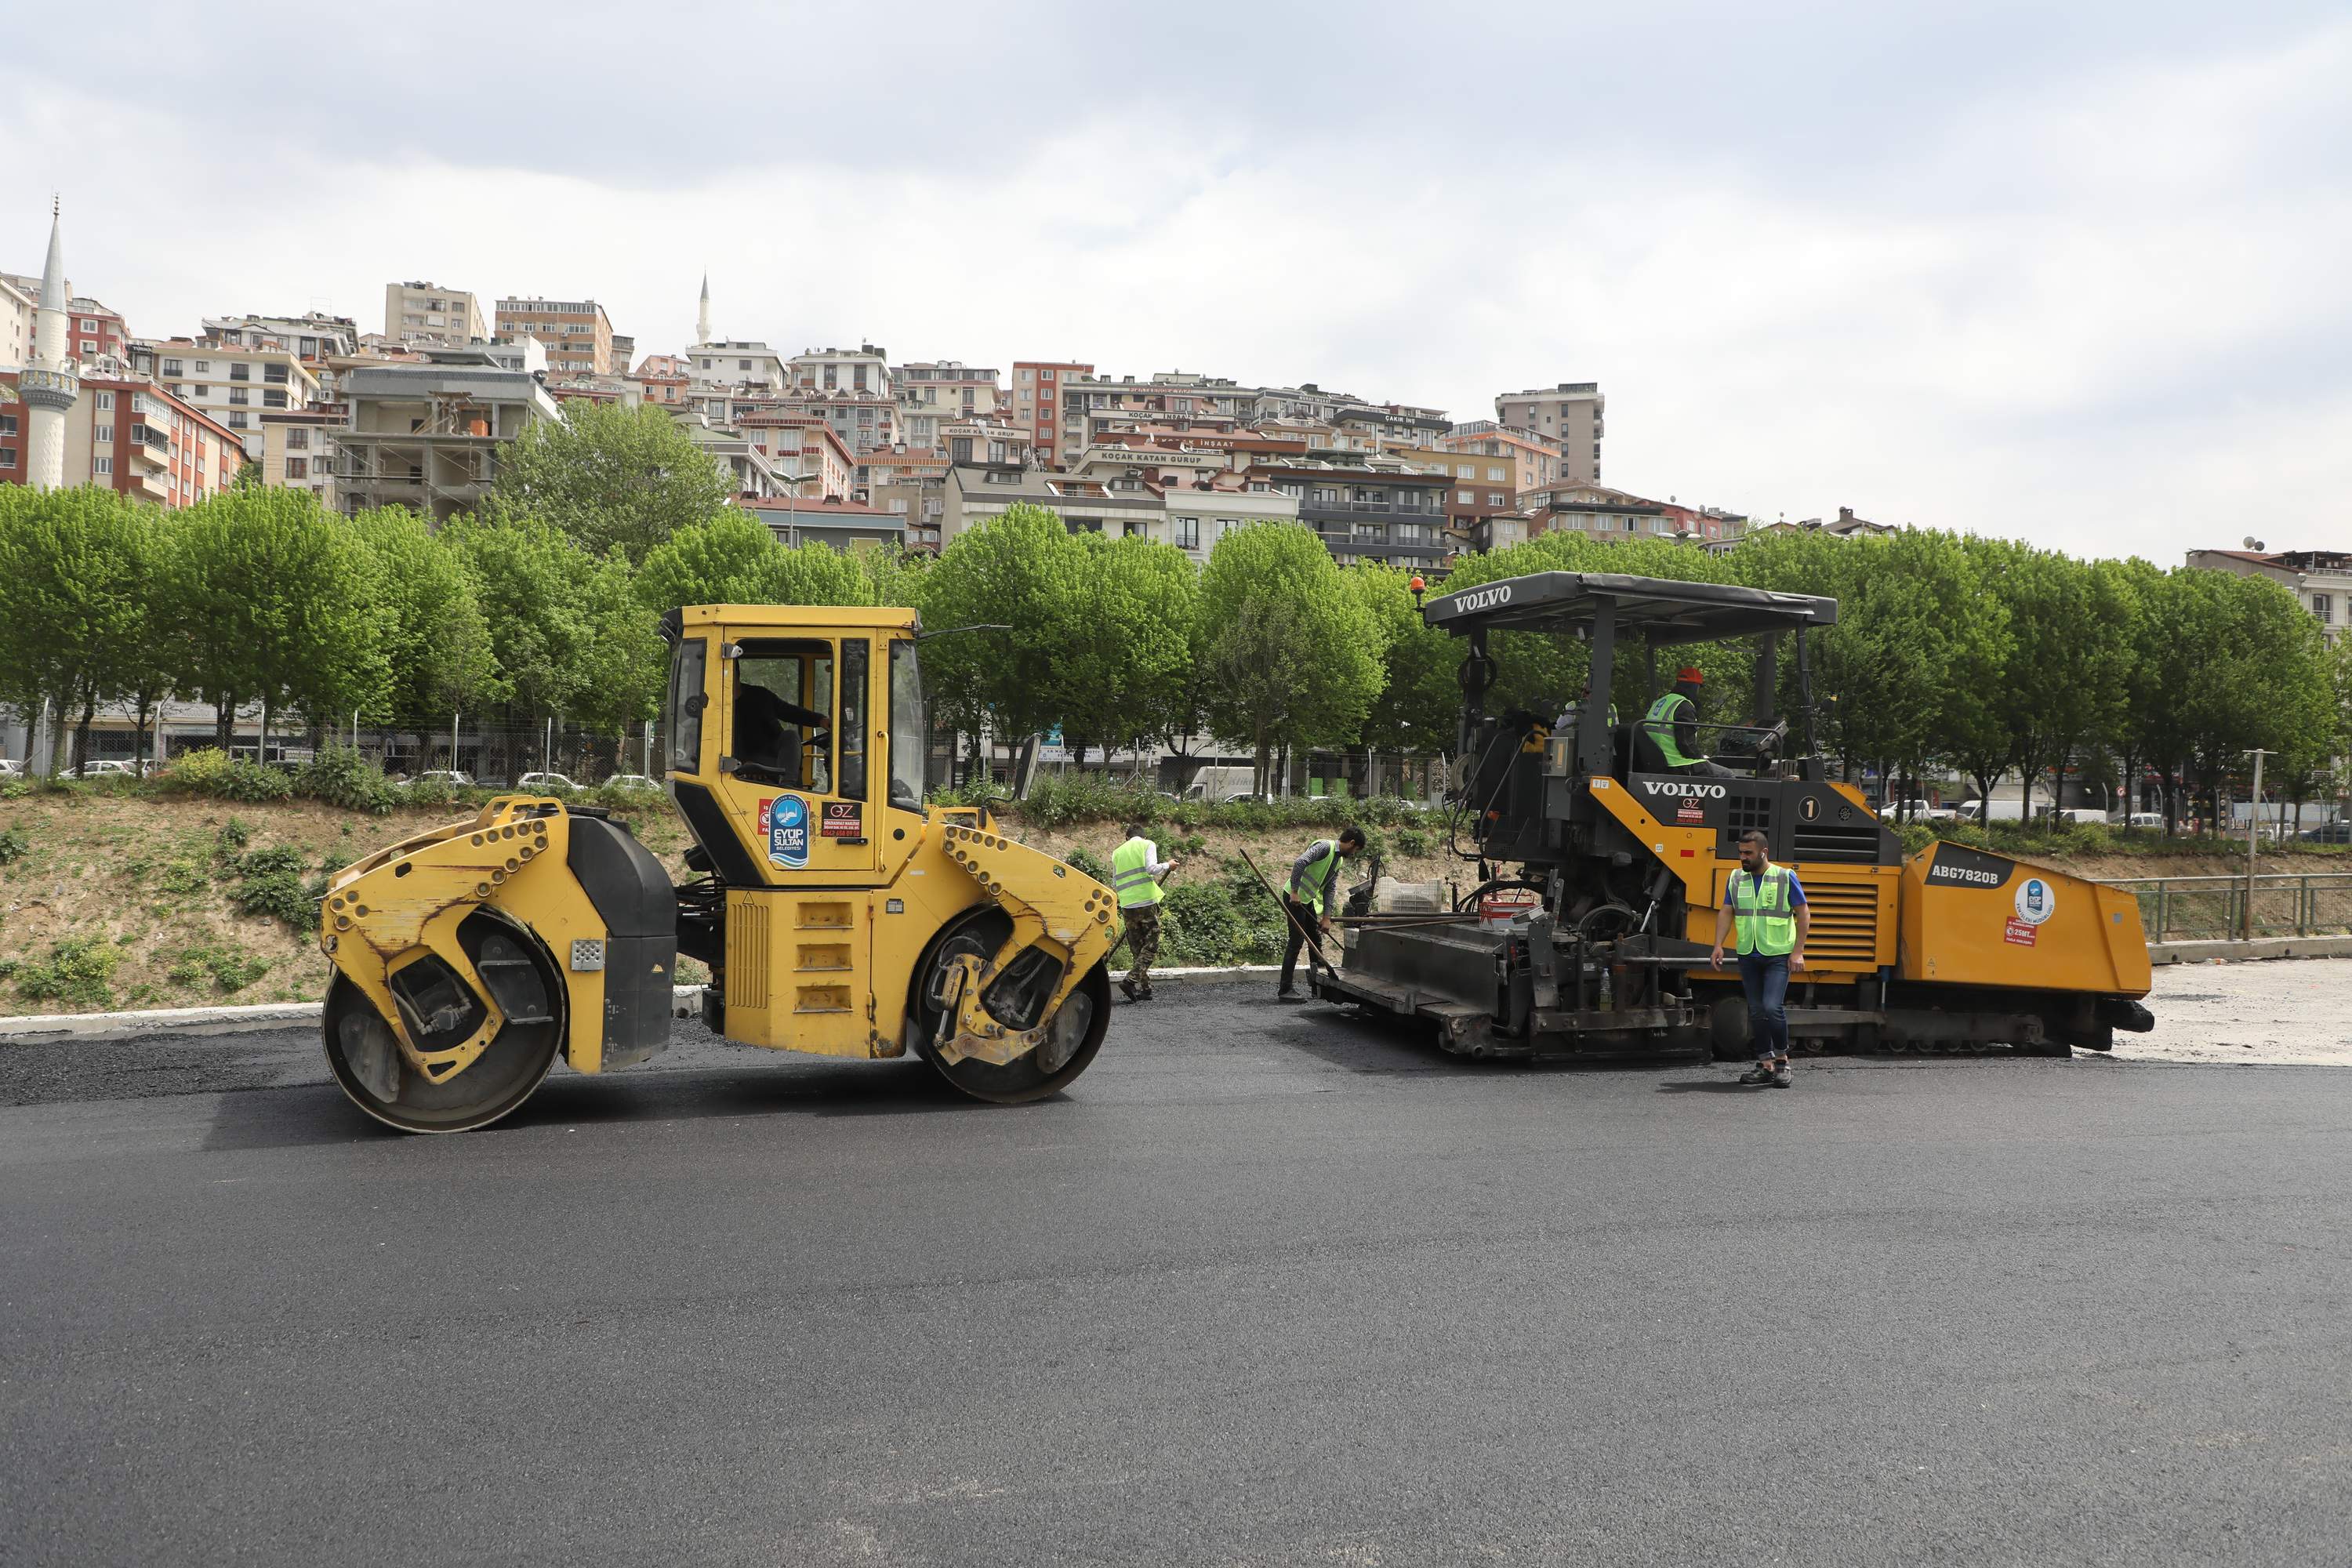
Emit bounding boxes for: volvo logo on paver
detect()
[1451,584,1513,612]
[1642,780,1727,799]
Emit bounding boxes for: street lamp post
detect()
[2243,747,2272,941]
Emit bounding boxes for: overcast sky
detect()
[5,2,2347,562]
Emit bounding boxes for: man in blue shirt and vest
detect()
[1111,821,1178,1003]
[1277,825,1366,1002]
[1708,828,1811,1087]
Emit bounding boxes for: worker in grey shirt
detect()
[1277,825,1366,1001]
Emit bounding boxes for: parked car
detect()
[85,760,143,779]
[2295,822,2352,845]
[2049,808,2109,827]
[516,771,580,793]
[2123,812,2165,829]
[603,774,662,793]
[412,769,474,788]
[0,758,21,778]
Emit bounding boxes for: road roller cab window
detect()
[733,641,833,793]
[888,641,925,810]
[666,636,706,774]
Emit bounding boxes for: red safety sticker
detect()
[2003,916,2038,947]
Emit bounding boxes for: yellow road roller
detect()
[318,604,1120,1132]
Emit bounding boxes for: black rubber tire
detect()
[321,915,564,1134]
[1706,993,1751,1062]
[911,909,1114,1105]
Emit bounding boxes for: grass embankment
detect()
[2,763,2342,1015]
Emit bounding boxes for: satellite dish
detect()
[2244,536,2259,549]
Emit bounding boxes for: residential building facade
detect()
[334,340,561,521]
[17,376,244,506]
[494,296,615,376]
[894,360,1000,449]
[2187,548,2352,644]
[1257,461,1456,570]
[201,312,359,367]
[260,406,343,509]
[736,495,905,551]
[1494,381,1604,485]
[383,281,488,346]
[1011,359,1091,466]
[151,338,321,458]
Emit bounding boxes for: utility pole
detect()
[2243,747,2271,941]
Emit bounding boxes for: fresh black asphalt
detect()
[4,990,2349,1566]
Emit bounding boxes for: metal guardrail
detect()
[2102,873,2352,943]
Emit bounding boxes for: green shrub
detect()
[0,826,27,865]
[158,858,212,895]
[14,937,122,1007]
[167,943,270,994]
[161,747,293,803]
[1062,846,1112,886]
[1391,824,1434,858]
[295,745,400,815]
[0,779,30,801]
[403,776,456,811]
[217,817,251,850]
[224,844,324,930]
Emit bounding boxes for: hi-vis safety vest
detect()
[1294,840,1345,916]
[1731,864,1798,956]
[1111,837,1163,909]
[1642,691,1700,768]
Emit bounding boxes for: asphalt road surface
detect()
[6,985,2351,1566]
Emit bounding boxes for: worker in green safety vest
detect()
[1276,825,1366,1002]
[1111,821,1179,1003]
[1640,666,1735,777]
[1708,828,1811,1087]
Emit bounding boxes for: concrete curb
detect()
[0,985,714,1045]
[0,969,1288,1044]
[2148,935,2352,965]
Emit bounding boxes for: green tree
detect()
[636,511,787,612]
[1198,522,1383,793]
[1051,534,1198,771]
[571,553,666,745]
[1347,564,1458,777]
[349,506,498,731]
[162,488,390,753]
[920,505,1084,781]
[488,402,732,564]
[0,485,147,775]
[441,512,592,731]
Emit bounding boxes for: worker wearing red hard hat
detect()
[1639,666,1735,777]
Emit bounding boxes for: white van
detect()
[1954,797,2029,823]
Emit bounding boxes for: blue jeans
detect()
[1737,951,1790,1062]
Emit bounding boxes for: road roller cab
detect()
[318,603,1120,1132]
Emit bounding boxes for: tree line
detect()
[1,401,2343,830]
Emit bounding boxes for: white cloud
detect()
[2,4,2346,564]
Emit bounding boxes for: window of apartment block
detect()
[162,359,182,377]
[2316,594,2336,623]
[96,390,114,411]
[95,423,114,443]
[230,388,249,405]
[0,447,15,466]
[95,456,112,476]
[287,457,309,479]
[0,415,13,436]
[1488,492,1505,506]
[288,429,309,451]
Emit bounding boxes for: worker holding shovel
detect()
[1274,826,1366,1002]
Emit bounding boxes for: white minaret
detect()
[20,198,79,492]
[696,270,711,345]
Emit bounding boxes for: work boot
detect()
[1120,976,1141,1003]
[1739,1064,1773,1086]
[1769,1063,1793,1087]
[1276,989,1307,1004]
